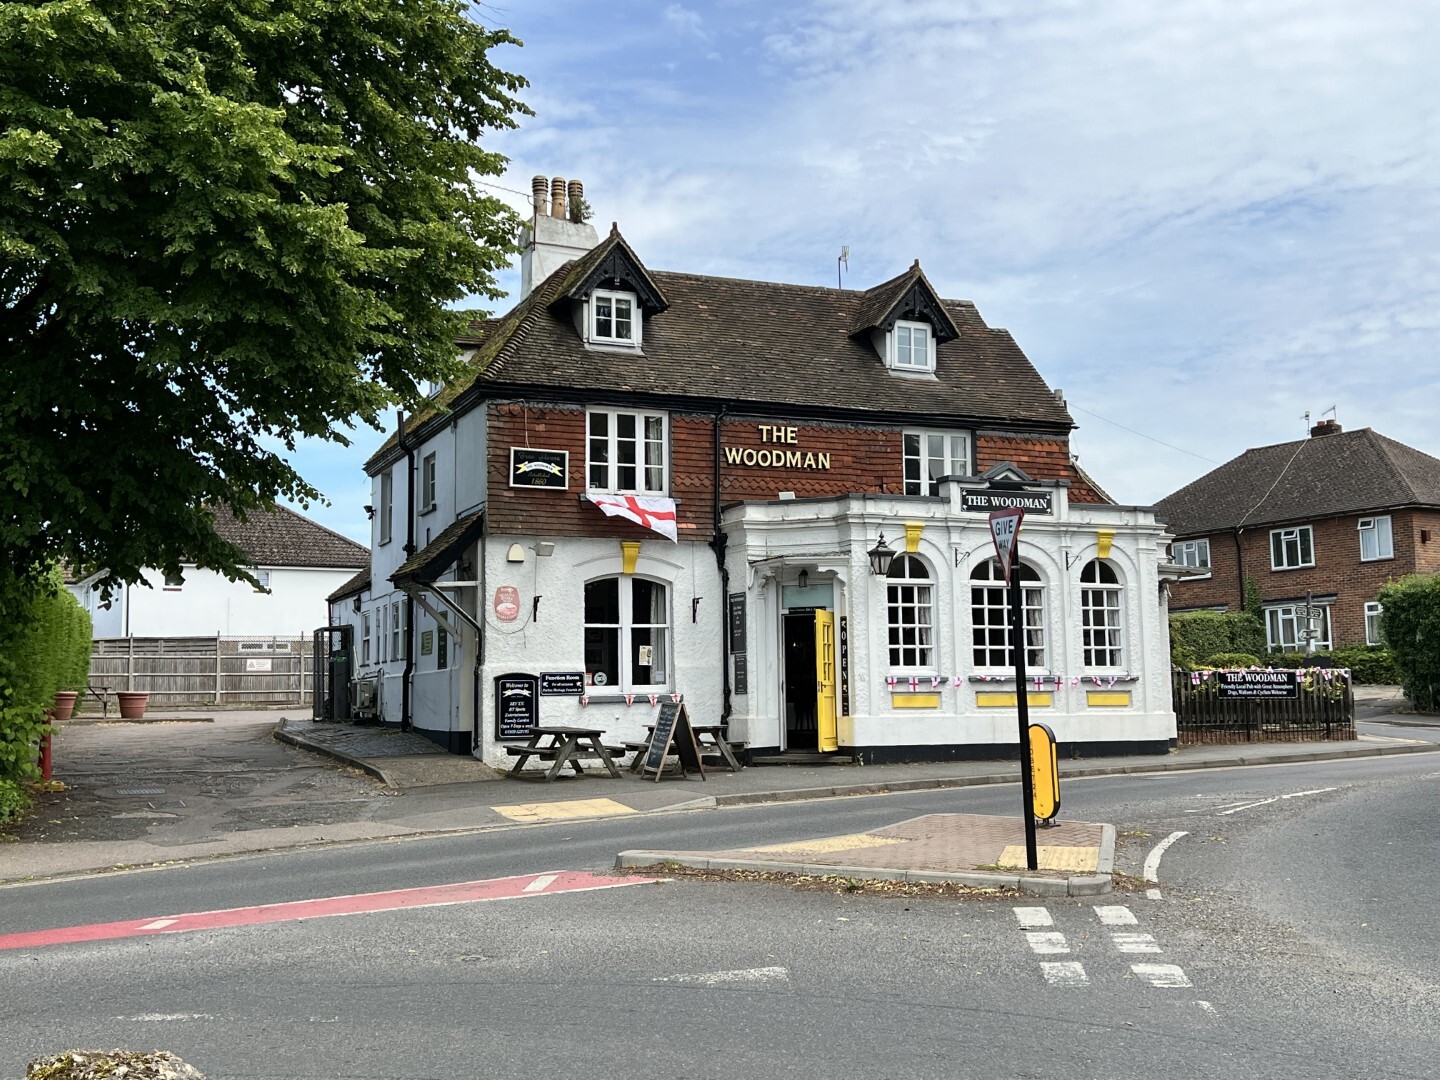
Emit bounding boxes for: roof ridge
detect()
[1367,429,1425,503]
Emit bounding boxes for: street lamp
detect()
[868,533,895,576]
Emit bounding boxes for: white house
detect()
[70,505,370,640]
[329,175,1178,762]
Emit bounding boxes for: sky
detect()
[287,0,1440,543]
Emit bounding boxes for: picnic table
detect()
[502,726,623,781]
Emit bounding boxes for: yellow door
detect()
[815,610,838,752]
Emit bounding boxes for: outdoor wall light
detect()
[798,568,809,589]
[363,504,375,520]
[868,533,895,576]
[534,541,556,557]
[505,543,526,564]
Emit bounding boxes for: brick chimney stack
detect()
[519,173,600,299]
[1310,419,1342,437]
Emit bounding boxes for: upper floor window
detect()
[589,290,639,346]
[584,576,669,692]
[889,321,933,372]
[886,555,934,670]
[379,470,394,546]
[971,559,1046,668]
[1172,538,1211,572]
[587,408,667,493]
[1358,516,1393,561]
[1365,601,1384,646]
[1080,560,1124,667]
[904,431,971,495]
[421,452,437,513]
[1270,526,1314,570]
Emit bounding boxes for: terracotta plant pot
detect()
[116,691,149,719]
[51,690,78,721]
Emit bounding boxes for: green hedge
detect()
[1378,575,1440,709]
[1202,652,1263,669]
[1170,611,1267,668]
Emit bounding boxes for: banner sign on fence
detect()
[1216,669,1299,699]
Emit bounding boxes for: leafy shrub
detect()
[1330,645,1400,685]
[1170,611,1266,669]
[1378,575,1440,709]
[1204,652,1263,669]
[0,777,29,826]
[0,565,84,785]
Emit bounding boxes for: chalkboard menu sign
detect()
[494,673,540,739]
[728,593,746,653]
[642,701,705,781]
[540,671,585,696]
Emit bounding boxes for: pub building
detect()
[326,176,1177,763]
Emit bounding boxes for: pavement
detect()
[4,687,1434,895]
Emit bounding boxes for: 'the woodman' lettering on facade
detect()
[334,175,1178,764]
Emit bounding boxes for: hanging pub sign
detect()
[494,673,540,740]
[493,585,520,622]
[1216,669,1299,699]
[509,448,569,489]
[962,489,1053,515]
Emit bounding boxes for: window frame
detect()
[586,407,668,495]
[1080,560,1125,668]
[361,612,371,666]
[885,555,936,672]
[1358,515,1393,562]
[889,320,934,373]
[1264,603,1331,652]
[970,559,1047,670]
[389,601,406,662]
[162,570,184,591]
[252,569,271,594]
[588,289,641,346]
[420,452,437,514]
[1365,601,1384,646]
[903,429,972,496]
[1269,526,1315,570]
[1172,538,1211,575]
[583,575,672,694]
[379,470,394,546]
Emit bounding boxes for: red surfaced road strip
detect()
[0,870,652,952]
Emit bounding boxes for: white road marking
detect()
[1040,961,1089,987]
[1025,931,1070,955]
[1013,907,1053,929]
[655,966,790,985]
[1185,800,1252,813]
[1142,831,1188,900]
[1093,905,1137,926]
[138,919,179,931]
[123,1013,214,1022]
[1197,1001,1217,1015]
[1111,932,1162,953]
[1217,787,1338,816]
[1132,963,1192,988]
[522,874,560,893]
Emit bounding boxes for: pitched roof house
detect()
[1155,421,1440,651]
[333,175,1175,760]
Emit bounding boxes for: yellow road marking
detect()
[491,798,637,823]
[746,833,911,856]
[998,845,1100,872]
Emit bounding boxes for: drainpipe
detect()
[710,406,732,724]
[1233,528,1246,612]
[399,410,416,732]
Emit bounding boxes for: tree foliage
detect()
[1378,574,1440,709]
[0,0,528,590]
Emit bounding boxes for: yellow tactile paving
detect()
[745,833,912,856]
[997,845,1100,872]
[491,798,637,823]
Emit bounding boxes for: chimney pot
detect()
[550,177,567,220]
[567,179,584,222]
[531,175,548,216]
[1310,419,1342,437]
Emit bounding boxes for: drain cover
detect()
[115,787,165,796]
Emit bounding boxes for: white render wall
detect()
[70,565,357,639]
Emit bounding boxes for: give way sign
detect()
[989,507,1025,580]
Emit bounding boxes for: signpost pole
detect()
[1010,563,1039,871]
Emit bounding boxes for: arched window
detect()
[584,577,669,691]
[1081,560,1124,668]
[886,555,934,669]
[970,559,1045,668]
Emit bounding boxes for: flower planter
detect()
[52,691,79,721]
[116,691,150,719]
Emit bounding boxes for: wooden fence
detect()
[88,636,315,706]
[1172,670,1355,744]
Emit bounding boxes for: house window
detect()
[375,607,385,662]
[421,453,437,513]
[971,559,1046,668]
[252,570,270,593]
[1172,539,1211,572]
[583,577,669,692]
[590,290,639,345]
[1358,516,1393,561]
[437,626,448,669]
[587,408,667,493]
[390,601,405,661]
[1269,526,1314,570]
[903,431,971,495]
[1081,560,1124,667]
[1365,602,1384,646]
[163,570,184,590]
[379,470,394,546]
[886,555,934,669]
[890,321,933,372]
[1265,603,1331,652]
[361,612,371,665]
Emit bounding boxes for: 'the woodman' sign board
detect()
[963,489,1053,515]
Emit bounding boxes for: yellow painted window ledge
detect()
[890,693,941,709]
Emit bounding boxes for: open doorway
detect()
[782,610,818,749]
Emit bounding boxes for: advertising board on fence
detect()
[1216,669,1299,699]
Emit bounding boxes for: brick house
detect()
[331,176,1176,761]
[1154,420,1440,651]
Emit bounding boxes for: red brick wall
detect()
[976,433,1108,503]
[1167,508,1438,647]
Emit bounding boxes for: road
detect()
[3,751,1439,1078]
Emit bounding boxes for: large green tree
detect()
[0,0,528,589]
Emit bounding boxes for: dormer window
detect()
[590,290,639,346]
[890,321,933,372]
